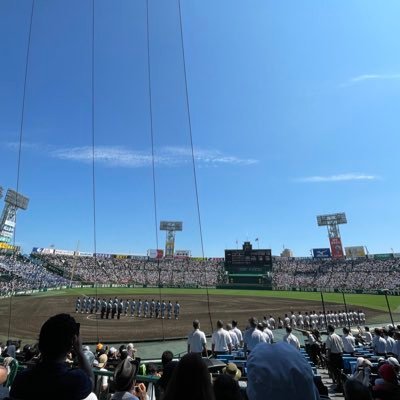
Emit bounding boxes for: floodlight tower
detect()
[0,189,30,244]
[160,221,183,258]
[316,213,347,258]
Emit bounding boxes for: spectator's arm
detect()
[73,335,94,390]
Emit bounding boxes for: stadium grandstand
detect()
[1,250,399,294]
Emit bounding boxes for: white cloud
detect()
[297,173,379,183]
[342,73,400,87]
[50,145,258,168]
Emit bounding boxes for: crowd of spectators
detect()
[37,254,225,287]
[0,255,70,295]
[3,312,400,400]
[273,258,400,291]
[1,252,400,294]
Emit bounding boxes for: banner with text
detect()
[330,237,344,258]
[312,248,331,259]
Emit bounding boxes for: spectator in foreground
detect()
[243,317,266,353]
[0,365,9,400]
[344,379,372,400]
[325,324,344,392]
[163,353,215,400]
[372,364,400,400]
[213,374,243,400]
[111,358,146,400]
[246,342,320,400]
[212,320,232,356]
[10,313,94,400]
[283,326,300,350]
[187,320,207,355]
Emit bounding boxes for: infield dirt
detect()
[0,292,386,343]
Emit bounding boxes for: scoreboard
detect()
[225,246,272,275]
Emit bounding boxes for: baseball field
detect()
[0,288,398,344]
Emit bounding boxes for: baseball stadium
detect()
[1,1,400,400]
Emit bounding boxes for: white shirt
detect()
[373,336,387,354]
[228,330,239,348]
[212,328,232,352]
[283,333,300,349]
[232,327,243,343]
[385,336,396,354]
[364,331,373,343]
[188,329,207,353]
[342,334,356,353]
[326,333,344,354]
[263,327,274,343]
[244,327,266,351]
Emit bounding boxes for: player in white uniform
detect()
[150,299,155,318]
[167,301,173,319]
[174,301,180,320]
[144,300,149,318]
[137,299,142,318]
[161,301,166,319]
[297,312,304,329]
[290,312,297,328]
[268,315,275,330]
[130,299,136,317]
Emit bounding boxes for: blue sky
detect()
[1,0,399,256]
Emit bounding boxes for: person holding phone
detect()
[10,313,94,400]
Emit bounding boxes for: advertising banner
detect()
[78,252,93,257]
[174,250,190,258]
[95,253,111,258]
[345,246,366,258]
[147,249,164,259]
[373,253,393,260]
[0,236,11,243]
[32,247,55,254]
[4,220,15,228]
[312,248,331,259]
[165,241,175,258]
[0,243,15,250]
[54,249,74,256]
[0,231,13,238]
[329,237,344,258]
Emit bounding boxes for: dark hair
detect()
[161,350,174,367]
[163,353,215,400]
[213,374,242,400]
[343,327,350,334]
[327,325,335,333]
[217,320,224,329]
[193,320,200,329]
[232,320,238,327]
[286,326,292,333]
[39,314,78,360]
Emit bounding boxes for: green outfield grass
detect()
[27,287,400,313]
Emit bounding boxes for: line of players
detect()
[265,309,366,330]
[75,297,180,320]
